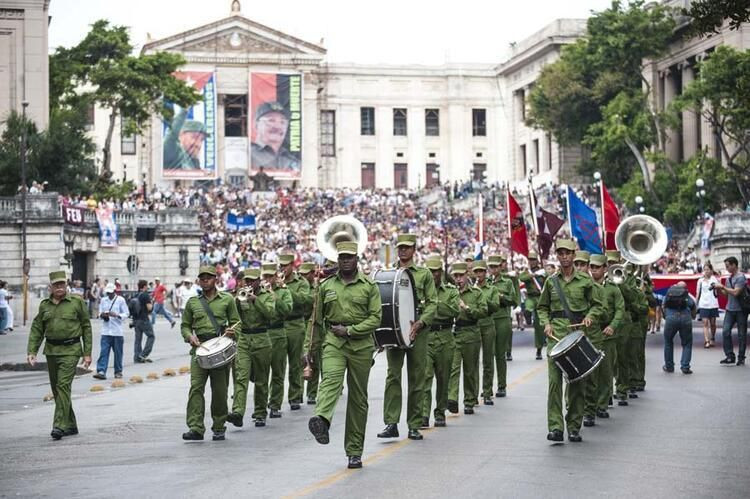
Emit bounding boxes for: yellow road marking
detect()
[284,363,545,498]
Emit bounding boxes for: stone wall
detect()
[709,210,750,272]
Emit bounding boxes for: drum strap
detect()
[198,296,223,337]
[550,277,575,323]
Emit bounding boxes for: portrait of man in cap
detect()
[251,101,300,172]
[163,108,210,170]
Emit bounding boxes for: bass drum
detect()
[195,335,237,370]
[548,330,604,383]
[370,268,417,348]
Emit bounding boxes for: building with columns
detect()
[91,1,586,190]
[0,0,50,131]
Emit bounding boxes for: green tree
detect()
[683,0,750,36]
[52,20,201,177]
[674,45,750,204]
[527,1,676,195]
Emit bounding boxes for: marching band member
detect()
[488,255,519,398]
[299,262,321,404]
[473,260,501,406]
[265,262,293,419]
[519,251,547,360]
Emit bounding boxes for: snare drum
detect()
[548,330,604,383]
[370,268,417,348]
[195,336,237,370]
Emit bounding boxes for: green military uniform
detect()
[231,269,276,422]
[615,274,648,401]
[27,271,92,436]
[383,234,438,432]
[299,263,323,403]
[473,260,501,402]
[537,241,604,437]
[264,263,293,412]
[632,274,654,391]
[447,263,488,411]
[589,255,625,414]
[181,266,241,436]
[312,242,382,457]
[280,254,313,406]
[488,255,519,396]
[519,251,546,353]
[421,258,459,424]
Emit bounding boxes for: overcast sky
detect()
[48,0,615,64]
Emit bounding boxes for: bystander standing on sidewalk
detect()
[713,257,748,366]
[696,263,720,348]
[150,278,176,328]
[88,278,102,319]
[0,280,10,334]
[93,283,130,380]
[132,280,155,363]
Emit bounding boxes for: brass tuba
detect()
[614,215,668,267]
[315,215,368,262]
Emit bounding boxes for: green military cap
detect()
[336,241,358,255]
[574,250,591,263]
[182,120,209,135]
[396,234,417,247]
[298,262,315,274]
[451,262,468,275]
[236,270,245,281]
[425,258,443,271]
[589,254,608,266]
[606,250,621,262]
[198,265,217,276]
[473,260,488,270]
[279,253,295,265]
[528,250,539,260]
[261,262,277,276]
[487,255,504,266]
[244,268,261,280]
[555,238,578,252]
[49,270,67,284]
[256,101,290,120]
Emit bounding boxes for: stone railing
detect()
[0,194,61,221]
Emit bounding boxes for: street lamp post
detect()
[695,178,705,218]
[20,101,29,325]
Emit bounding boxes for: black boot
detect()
[50,428,64,441]
[182,430,204,441]
[583,416,595,427]
[226,412,243,427]
[420,417,430,429]
[308,416,330,444]
[536,349,543,360]
[348,455,363,469]
[447,400,459,414]
[377,424,399,438]
[568,431,583,442]
[596,410,610,419]
[546,429,563,442]
[408,429,424,440]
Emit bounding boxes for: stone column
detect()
[681,62,698,159]
[663,67,681,161]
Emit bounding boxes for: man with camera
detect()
[93,283,130,380]
[713,257,748,366]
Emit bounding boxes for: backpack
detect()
[730,276,750,313]
[664,287,689,310]
[128,294,142,318]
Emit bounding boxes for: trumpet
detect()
[236,286,254,302]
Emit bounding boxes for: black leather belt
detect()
[45,337,80,346]
[430,322,452,331]
[268,322,284,329]
[551,311,585,323]
[329,323,354,328]
[455,320,477,328]
[242,327,267,335]
[287,314,304,320]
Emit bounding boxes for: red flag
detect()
[601,182,620,250]
[537,208,565,259]
[507,192,529,256]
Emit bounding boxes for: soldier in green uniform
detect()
[299,262,322,404]
[379,234,437,441]
[499,257,521,360]
[180,265,241,441]
[588,255,625,420]
[631,273,655,393]
[27,270,92,440]
[574,251,590,273]
[307,241,382,470]
[613,259,648,406]
[264,262,293,418]
[420,257,459,428]
[488,255,519,398]
[473,260,500,405]
[447,262,488,415]
[228,269,276,428]
[279,254,312,410]
[519,251,546,360]
[537,239,603,443]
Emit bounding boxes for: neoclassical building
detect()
[90,1,586,190]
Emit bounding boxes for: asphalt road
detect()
[0,319,748,498]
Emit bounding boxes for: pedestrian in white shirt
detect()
[178,279,198,314]
[696,263,720,348]
[93,283,130,380]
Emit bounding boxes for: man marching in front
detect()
[27,270,92,440]
[180,265,240,442]
[308,241,381,469]
[537,239,603,443]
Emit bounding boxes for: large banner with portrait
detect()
[249,72,302,179]
[162,71,217,179]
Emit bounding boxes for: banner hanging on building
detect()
[96,207,118,248]
[62,205,84,226]
[162,71,217,179]
[249,72,302,179]
[226,213,256,232]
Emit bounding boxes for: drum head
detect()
[550,330,584,357]
[197,336,231,355]
[395,269,416,336]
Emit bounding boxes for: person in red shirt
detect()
[150,278,176,328]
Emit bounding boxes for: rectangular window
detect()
[394,163,408,188]
[120,119,136,155]
[320,110,336,157]
[85,103,95,131]
[425,108,440,136]
[393,108,407,136]
[520,144,527,177]
[224,94,248,137]
[533,138,540,174]
[361,163,375,189]
[361,107,375,135]
[472,108,487,136]
[472,163,486,182]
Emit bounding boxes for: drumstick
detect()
[567,322,585,329]
[548,334,561,342]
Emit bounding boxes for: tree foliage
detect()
[683,0,750,36]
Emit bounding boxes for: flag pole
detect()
[565,185,573,242]
[527,175,542,258]
[596,173,606,253]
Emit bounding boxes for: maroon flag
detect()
[537,207,564,259]
[507,192,529,256]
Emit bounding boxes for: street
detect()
[1,318,748,498]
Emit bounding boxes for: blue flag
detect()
[226,213,256,232]
[567,187,602,254]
